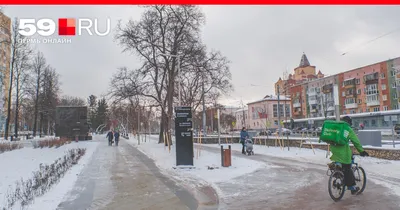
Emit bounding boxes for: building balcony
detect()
[293,111,302,116]
[367,100,380,107]
[327,106,335,111]
[308,91,317,96]
[322,84,333,94]
[308,99,318,105]
[293,102,301,108]
[345,103,358,109]
[364,72,379,85]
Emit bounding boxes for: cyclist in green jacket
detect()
[330,116,369,195]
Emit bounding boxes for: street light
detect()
[159,52,181,106]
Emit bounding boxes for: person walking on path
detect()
[240,127,249,154]
[106,130,114,146]
[114,131,120,146]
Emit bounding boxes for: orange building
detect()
[275,53,324,96]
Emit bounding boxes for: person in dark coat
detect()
[114,131,120,146]
[240,127,249,154]
[106,130,114,146]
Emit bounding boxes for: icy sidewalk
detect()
[199,143,400,182]
[126,136,287,209]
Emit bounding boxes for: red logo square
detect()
[58,18,75,36]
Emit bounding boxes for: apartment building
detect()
[0,12,11,132]
[247,95,290,130]
[290,57,400,118]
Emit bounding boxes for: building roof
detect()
[247,95,290,105]
[299,53,311,68]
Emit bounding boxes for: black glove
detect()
[360,151,369,157]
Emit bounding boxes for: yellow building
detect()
[0,12,11,131]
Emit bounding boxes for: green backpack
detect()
[319,120,351,146]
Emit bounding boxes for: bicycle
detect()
[326,154,367,201]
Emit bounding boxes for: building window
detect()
[392,83,396,88]
[382,84,386,90]
[373,107,380,112]
[367,94,379,103]
[381,73,385,79]
[357,89,361,94]
[345,98,355,104]
[366,84,378,95]
[394,104,399,109]
[355,79,360,84]
[273,104,278,117]
[384,106,388,111]
[391,70,396,77]
[383,95,387,101]
[358,99,362,104]
[394,92,398,99]
[342,91,345,97]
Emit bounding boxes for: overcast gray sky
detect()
[3,6,400,107]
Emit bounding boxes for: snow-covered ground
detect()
[126,136,266,184]
[0,141,99,209]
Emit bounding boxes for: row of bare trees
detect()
[1,17,61,139]
[109,6,233,144]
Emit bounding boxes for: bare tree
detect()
[59,95,86,106]
[114,6,232,144]
[37,65,60,135]
[31,52,46,137]
[4,18,31,140]
[13,34,33,137]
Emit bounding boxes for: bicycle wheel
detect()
[354,166,367,194]
[328,170,346,201]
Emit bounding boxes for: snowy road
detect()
[57,136,196,210]
[198,145,400,210]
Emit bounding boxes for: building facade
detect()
[275,53,324,96]
[289,57,400,124]
[233,107,248,130]
[0,12,11,133]
[246,95,291,130]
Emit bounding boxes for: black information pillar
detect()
[174,106,194,166]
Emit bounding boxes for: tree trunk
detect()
[14,70,20,138]
[5,50,16,140]
[33,71,40,137]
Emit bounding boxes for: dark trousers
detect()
[241,141,245,154]
[115,138,119,146]
[342,163,356,187]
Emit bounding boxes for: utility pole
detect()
[217,108,221,145]
[241,100,246,128]
[277,85,282,135]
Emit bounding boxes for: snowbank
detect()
[0,141,99,209]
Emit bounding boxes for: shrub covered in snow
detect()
[0,142,23,154]
[3,148,86,209]
[32,137,71,149]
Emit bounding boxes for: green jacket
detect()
[329,127,364,164]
